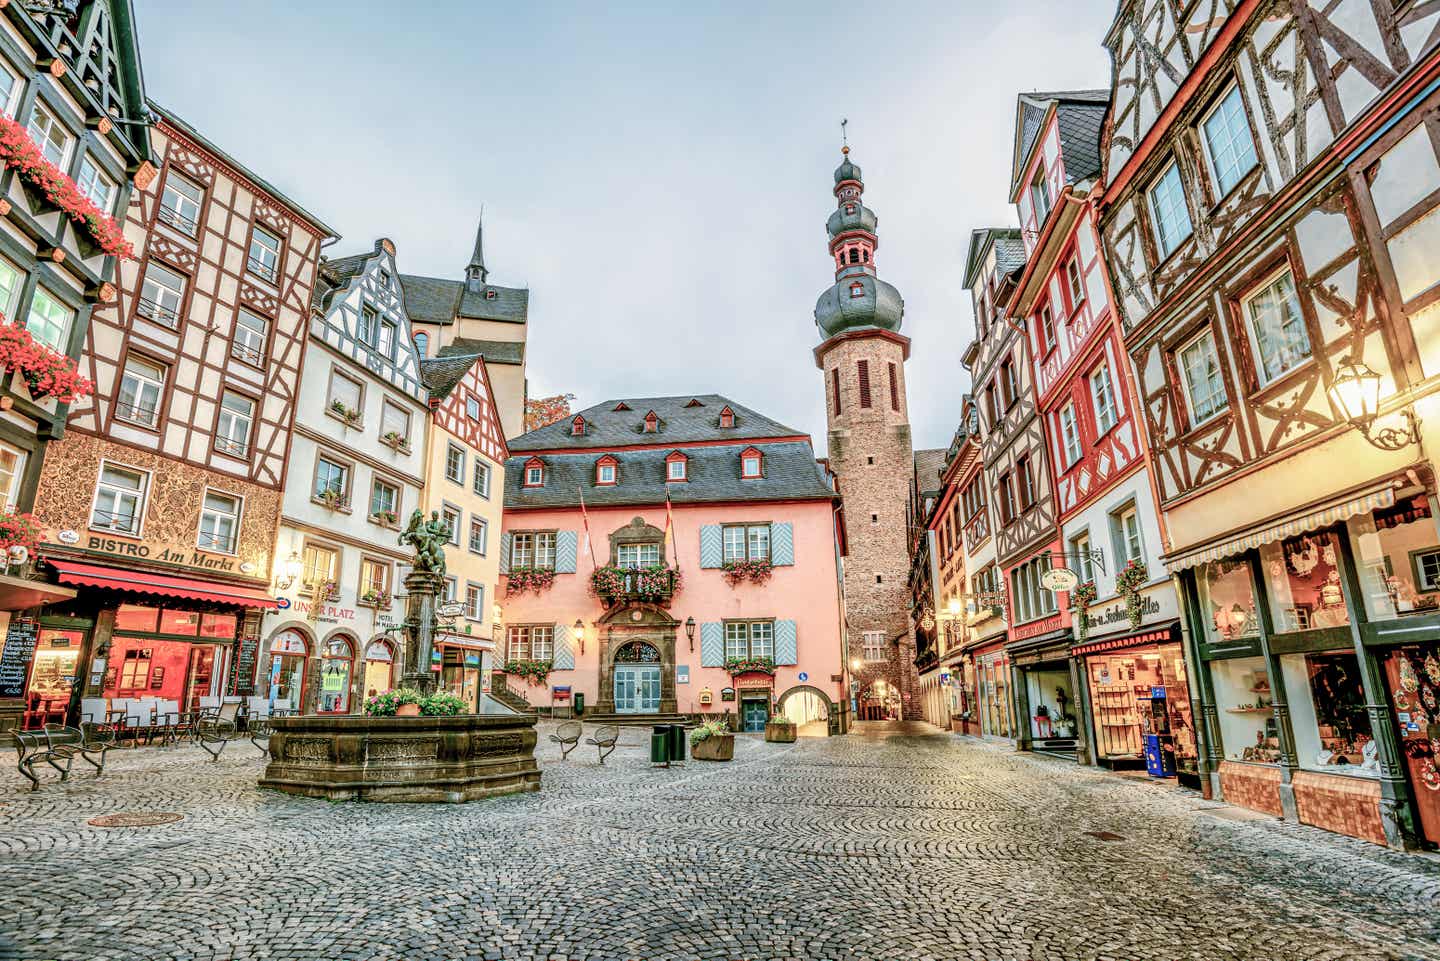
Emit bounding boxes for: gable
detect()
[311,245,425,404]
[432,350,508,464]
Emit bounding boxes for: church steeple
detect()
[814,146,905,340]
[465,213,488,289]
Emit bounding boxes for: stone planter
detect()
[765,720,796,743]
[691,733,734,761]
[259,713,541,802]
[396,703,421,717]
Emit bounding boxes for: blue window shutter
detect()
[552,623,574,670]
[771,522,794,566]
[555,530,578,573]
[498,532,512,574]
[774,620,797,665]
[700,622,724,666]
[700,525,723,568]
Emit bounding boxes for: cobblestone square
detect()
[2,723,1439,961]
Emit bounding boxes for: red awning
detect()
[434,632,496,652]
[1070,623,1180,657]
[47,559,277,609]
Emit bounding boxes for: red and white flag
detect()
[578,485,595,567]
[663,489,677,566]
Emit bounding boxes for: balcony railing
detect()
[591,565,680,607]
[135,295,181,330]
[197,531,236,554]
[114,401,158,428]
[214,436,250,458]
[91,509,139,536]
[246,256,278,284]
[157,204,198,237]
[230,341,264,367]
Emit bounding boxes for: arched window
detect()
[571,415,586,436]
[413,331,428,355]
[848,248,861,264]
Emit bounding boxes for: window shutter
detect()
[699,525,723,568]
[498,533,512,574]
[857,359,872,408]
[552,623,574,670]
[770,522,794,566]
[555,530,578,573]
[888,362,899,411]
[700,622,724,666]
[774,620,797,665]
[831,367,842,414]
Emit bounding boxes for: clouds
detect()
[134,0,1114,447]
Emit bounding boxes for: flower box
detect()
[691,733,734,761]
[503,659,553,686]
[0,322,92,403]
[370,510,398,527]
[329,400,361,427]
[722,559,772,586]
[506,566,555,596]
[360,589,391,609]
[380,430,410,454]
[589,564,681,605]
[316,489,348,511]
[724,656,776,677]
[765,719,796,743]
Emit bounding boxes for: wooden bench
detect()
[14,723,113,791]
[549,721,583,760]
[585,724,620,765]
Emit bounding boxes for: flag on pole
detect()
[578,485,595,569]
[664,489,677,567]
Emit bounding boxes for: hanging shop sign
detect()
[1040,567,1079,592]
[1082,585,1177,636]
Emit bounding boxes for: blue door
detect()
[742,699,768,732]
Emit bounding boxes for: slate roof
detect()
[311,251,374,311]
[419,353,481,400]
[962,227,1024,290]
[1010,89,1109,197]
[505,441,835,510]
[398,274,530,326]
[913,448,947,496]
[440,338,525,366]
[509,394,804,452]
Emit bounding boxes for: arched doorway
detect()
[777,685,832,737]
[363,638,396,701]
[612,641,661,714]
[318,635,356,714]
[266,629,310,714]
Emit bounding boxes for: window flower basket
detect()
[689,719,734,760]
[360,588,391,609]
[0,116,134,260]
[329,399,361,427]
[317,489,348,511]
[380,430,410,453]
[0,322,93,403]
[505,566,555,596]
[1116,560,1149,628]
[725,656,776,677]
[589,565,628,600]
[722,558,772,586]
[503,658,553,686]
[0,508,41,557]
[370,509,398,527]
[1072,580,1097,641]
[589,564,681,604]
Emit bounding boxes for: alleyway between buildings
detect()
[2,723,1438,961]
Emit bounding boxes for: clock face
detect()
[630,610,643,622]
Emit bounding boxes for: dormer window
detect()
[719,406,735,429]
[485,289,498,300]
[666,450,688,482]
[685,398,704,408]
[849,282,865,299]
[523,457,545,487]
[643,411,658,433]
[571,415,586,436]
[596,455,618,486]
[740,446,764,479]
[613,402,632,411]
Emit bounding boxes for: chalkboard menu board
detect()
[231,612,261,696]
[0,618,38,699]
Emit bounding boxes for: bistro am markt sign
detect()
[53,528,260,576]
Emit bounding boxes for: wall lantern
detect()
[946,597,962,618]
[276,551,303,591]
[685,616,696,652]
[1327,357,1419,451]
[574,618,586,655]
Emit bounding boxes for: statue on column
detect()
[400,509,449,577]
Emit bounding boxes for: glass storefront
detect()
[266,629,309,713]
[1279,649,1377,776]
[1085,643,1197,776]
[1347,494,1440,620]
[440,645,481,711]
[1382,644,1440,845]
[22,629,81,729]
[1260,531,1350,632]
[318,636,354,714]
[363,639,395,700]
[1196,558,1259,643]
[978,651,1013,739]
[1211,655,1279,763]
[102,605,236,719]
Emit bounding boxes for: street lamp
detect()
[946,597,962,618]
[1328,356,1419,451]
[684,616,696,652]
[574,618,586,655]
[276,551,303,591]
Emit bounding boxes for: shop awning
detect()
[47,559,278,609]
[1070,622,1180,657]
[0,571,76,611]
[1163,483,1396,573]
[434,632,496,652]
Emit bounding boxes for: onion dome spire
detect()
[814,142,904,339]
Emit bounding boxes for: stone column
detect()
[401,570,445,694]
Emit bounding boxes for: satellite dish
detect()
[1040,567,1079,592]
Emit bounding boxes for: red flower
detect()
[0,116,134,260]
[0,319,93,403]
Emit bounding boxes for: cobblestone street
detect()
[2,722,1439,961]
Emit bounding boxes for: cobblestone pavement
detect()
[2,722,1440,961]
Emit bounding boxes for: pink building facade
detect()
[498,395,849,734]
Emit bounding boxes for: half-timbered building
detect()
[403,220,529,441]
[261,239,428,717]
[17,103,334,735]
[907,446,948,728]
[0,1,158,734]
[1098,0,1440,849]
[417,345,508,710]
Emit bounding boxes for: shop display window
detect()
[22,629,81,729]
[1211,655,1278,763]
[1279,650,1378,777]
[1260,531,1351,633]
[1086,645,1197,770]
[363,640,395,700]
[978,653,1013,738]
[114,604,158,633]
[1196,558,1259,643]
[318,636,355,714]
[1346,494,1440,621]
[159,609,201,636]
[198,613,238,640]
[105,638,191,701]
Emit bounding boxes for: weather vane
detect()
[841,118,849,154]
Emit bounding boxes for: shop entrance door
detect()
[22,628,84,730]
[741,698,768,732]
[614,664,660,714]
[1383,645,1440,846]
[184,646,217,713]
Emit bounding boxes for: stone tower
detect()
[813,147,921,721]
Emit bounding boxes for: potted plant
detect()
[318,488,348,511]
[764,713,796,743]
[0,507,42,557]
[380,430,409,452]
[329,399,361,427]
[504,658,553,686]
[505,566,556,596]
[421,690,466,716]
[364,688,425,717]
[360,588,391,609]
[722,558,773,586]
[370,509,398,526]
[689,719,734,761]
[0,322,94,403]
[724,656,776,677]
[1116,560,1149,628]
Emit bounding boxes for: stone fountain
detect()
[259,511,540,802]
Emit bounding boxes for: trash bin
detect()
[574,692,585,716]
[649,731,669,765]
[668,724,686,762]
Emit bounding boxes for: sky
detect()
[133,0,1116,452]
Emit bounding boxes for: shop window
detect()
[114,604,159,633]
[160,610,201,636]
[1260,531,1350,633]
[1085,645,1196,770]
[318,637,354,714]
[1279,650,1377,776]
[1196,558,1259,644]
[1210,656,1278,763]
[198,613,237,640]
[1346,494,1440,620]
[364,640,395,699]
